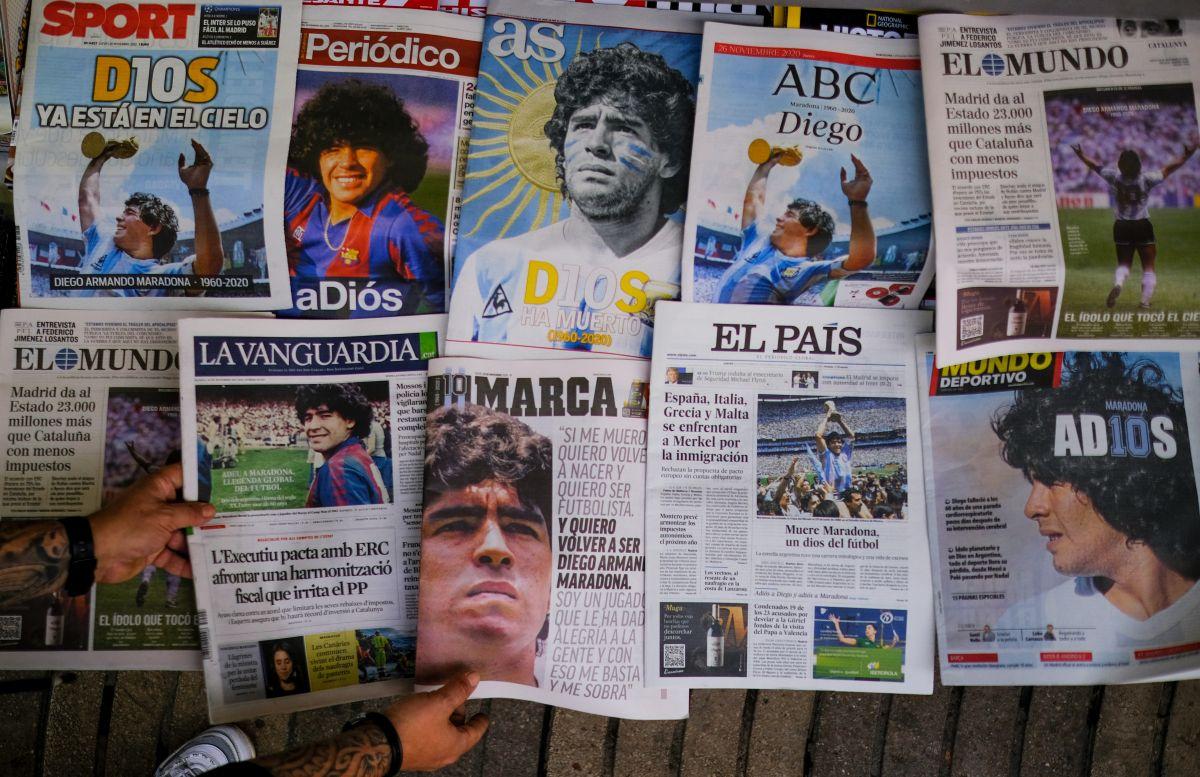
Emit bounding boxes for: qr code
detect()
[663,643,686,670]
[0,615,21,641]
[960,314,984,343]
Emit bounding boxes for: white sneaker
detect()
[156,725,256,777]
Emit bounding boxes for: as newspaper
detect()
[280,4,481,318]
[445,0,746,359]
[918,335,1200,684]
[921,14,1200,363]
[682,24,933,310]
[645,302,934,693]
[14,0,300,308]
[416,357,686,718]
[0,310,208,669]
[180,315,443,721]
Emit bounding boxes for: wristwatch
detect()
[59,517,97,597]
[343,711,402,777]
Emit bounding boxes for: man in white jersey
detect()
[448,43,694,358]
[1071,143,1196,309]
[992,353,1200,647]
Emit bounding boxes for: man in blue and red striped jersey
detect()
[295,384,388,508]
[283,79,445,318]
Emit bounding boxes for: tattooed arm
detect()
[0,464,215,607]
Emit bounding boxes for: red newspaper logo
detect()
[1040,652,1092,662]
[1134,642,1200,661]
[947,652,999,663]
[41,1,196,39]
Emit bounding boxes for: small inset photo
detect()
[812,606,907,682]
[260,637,311,698]
[356,628,415,683]
[790,370,819,390]
[659,602,748,678]
[665,366,693,385]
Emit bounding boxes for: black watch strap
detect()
[848,199,868,207]
[343,711,402,776]
[59,517,97,597]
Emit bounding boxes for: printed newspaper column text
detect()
[4,384,96,509]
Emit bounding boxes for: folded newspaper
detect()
[180,315,443,721]
[921,14,1200,363]
[279,4,482,318]
[0,309,209,669]
[917,335,1200,684]
[644,301,934,693]
[682,23,933,310]
[415,356,686,717]
[15,0,300,308]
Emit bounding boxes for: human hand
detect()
[384,672,489,771]
[178,139,214,189]
[840,154,872,201]
[89,463,215,584]
[828,613,840,626]
[1071,143,1084,158]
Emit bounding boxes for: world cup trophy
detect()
[747,138,802,167]
[81,131,139,160]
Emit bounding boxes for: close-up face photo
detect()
[301,403,356,453]
[319,143,390,206]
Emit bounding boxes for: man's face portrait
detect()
[827,435,844,455]
[770,207,819,252]
[114,204,160,253]
[563,97,678,221]
[302,403,356,454]
[864,624,877,642]
[319,143,389,206]
[1023,480,1130,577]
[846,491,864,513]
[666,368,679,383]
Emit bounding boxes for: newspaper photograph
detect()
[14,0,300,308]
[920,14,1200,363]
[280,4,481,318]
[179,314,443,722]
[771,6,917,38]
[415,356,686,718]
[645,301,934,693]
[0,309,211,669]
[445,0,746,360]
[682,23,933,310]
[917,335,1200,684]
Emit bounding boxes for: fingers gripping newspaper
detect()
[180,315,442,721]
[920,14,1200,364]
[15,0,300,309]
[917,335,1200,684]
[0,310,216,669]
[645,302,934,693]
[416,357,686,718]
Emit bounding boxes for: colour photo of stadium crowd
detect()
[756,395,908,520]
[195,381,393,513]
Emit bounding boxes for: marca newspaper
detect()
[682,23,933,311]
[445,0,747,360]
[0,310,208,670]
[14,0,299,309]
[179,315,442,721]
[644,302,934,692]
[920,14,1200,364]
[280,4,481,318]
[918,335,1200,684]
[416,357,686,718]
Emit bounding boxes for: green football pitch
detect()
[211,447,312,513]
[1057,208,1200,338]
[92,577,199,650]
[813,645,905,682]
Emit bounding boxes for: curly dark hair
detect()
[289,78,429,194]
[294,383,374,439]
[424,404,552,534]
[993,352,1199,579]
[543,42,694,217]
[786,198,835,257]
[125,193,178,258]
[1117,149,1142,178]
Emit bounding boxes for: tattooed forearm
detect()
[0,521,70,607]
[256,723,394,777]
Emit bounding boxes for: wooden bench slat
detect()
[480,699,546,777]
[614,718,683,777]
[544,708,610,777]
[1019,686,1095,776]
[103,670,178,776]
[0,670,48,777]
[43,671,105,777]
[950,686,1023,777]
[680,689,748,777]
[883,680,958,776]
[1089,683,1164,777]
[1162,680,1200,777]
[746,690,816,777]
[806,692,890,777]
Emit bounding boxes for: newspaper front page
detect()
[917,335,1200,684]
[682,23,933,310]
[15,0,300,309]
[180,315,442,722]
[920,14,1200,364]
[415,356,686,718]
[280,4,481,318]
[645,302,934,693]
[0,309,205,669]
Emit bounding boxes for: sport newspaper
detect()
[15,0,300,309]
[445,0,752,360]
[917,335,1200,684]
[180,315,443,722]
[280,4,481,318]
[920,15,1200,364]
[416,357,685,718]
[682,23,934,311]
[0,310,209,670]
[645,302,934,693]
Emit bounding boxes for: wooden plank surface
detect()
[1019,686,1097,777]
[745,690,816,777]
[613,718,683,777]
[679,689,748,777]
[44,671,105,777]
[479,699,545,777]
[544,707,609,777]
[103,671,177,776]
[0,670,48,777]
[950,686,1024,777]
[806,692,890,777]
[1162,680,1200,777]
[882,680,958,776]
[1089,683,1164,777]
